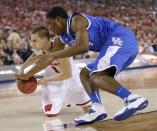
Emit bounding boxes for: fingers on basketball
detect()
[17,76,37,94]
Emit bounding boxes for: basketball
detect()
[17,76,37,94]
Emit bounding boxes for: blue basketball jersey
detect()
[59,13,138,74]
[59,13,120,52]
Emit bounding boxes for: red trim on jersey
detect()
[51,66,60,73]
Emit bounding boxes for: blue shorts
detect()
[87,27,138,76]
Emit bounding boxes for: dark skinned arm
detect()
[48,15,89,59]
[16,15,89,80]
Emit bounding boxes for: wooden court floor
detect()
[75,111,157,131]
[0,67,157,131]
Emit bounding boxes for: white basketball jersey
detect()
[33,47,90,114]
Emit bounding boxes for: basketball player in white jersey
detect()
[18,26,91,116]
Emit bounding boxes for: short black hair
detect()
[46,6,68,19]
[32,26,50,40]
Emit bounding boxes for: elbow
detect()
[82,47,89,53]
[82,41,89,52]
[79,45,89,54]
[73,42,89,55]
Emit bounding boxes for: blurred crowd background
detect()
[0,0,157,65]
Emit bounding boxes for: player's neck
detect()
[62,20,67,33]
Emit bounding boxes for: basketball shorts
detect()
[87,27,138,76]
[41,65,91,114]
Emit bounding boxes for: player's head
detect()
[46,6,68,35]
[31,26,50,51]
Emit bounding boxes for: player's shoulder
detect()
[71,13,88,32]
[71,13,86,24]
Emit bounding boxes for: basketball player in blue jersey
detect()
[16,6,148,125]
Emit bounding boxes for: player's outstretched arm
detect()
[16,38,65,80]
[16,57,52,80]
[48,15,89,59]
[38,57,72,85]
[18,53,40,75]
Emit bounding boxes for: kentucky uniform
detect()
[59,13,138,75]
[59,13,148,124]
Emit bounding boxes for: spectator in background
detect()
[8,29,21,46]
[12,50,23,64]
[0,0,157,65]
[0,30,5,40]
[16,38,33,62]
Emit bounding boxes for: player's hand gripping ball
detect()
[17,76,37,94]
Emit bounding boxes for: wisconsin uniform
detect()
[41,57,91,116]
[32,44,91,116]
[59,13,138,75]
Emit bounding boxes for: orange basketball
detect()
[17,76,37,94]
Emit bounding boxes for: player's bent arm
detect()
[49,16,89,59]
[44,57,72,82]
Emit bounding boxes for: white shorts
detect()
[41,64,91,115]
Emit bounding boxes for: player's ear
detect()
[56,16,62,23]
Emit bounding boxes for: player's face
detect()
[30,34,48,51]
[48,17,64,35]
